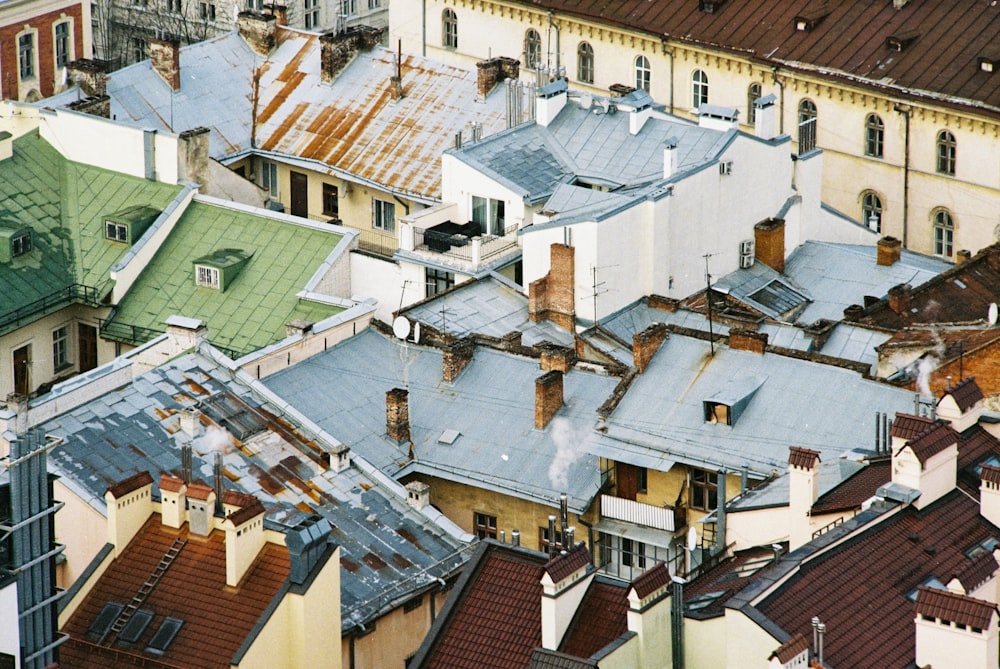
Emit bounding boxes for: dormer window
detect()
[102,204,159,246]
[886,31,919,52]
[794,11,827,31]
[195,265,221,289]
[105,221,128,242]
[704,402,731,425]
[702,375,766,426]
[192,248,252,292]
[11,232,31,257]
[699,0,725,13]
[980,57,996,73]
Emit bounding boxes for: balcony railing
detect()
[356,229,398,259]
[409,223,519,267]
[600,494,676,533]
[100,318,251,360]
[0,284,103,332]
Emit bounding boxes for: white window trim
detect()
[17,28,39,83]
[373,198,395,232]
[195,265,221,289]
[53,19,74,71]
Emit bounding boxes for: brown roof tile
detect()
[788,447,820,470]
[186,481,214,500]
[981,464,1000,487]
[916,587,997,629]
[222,489,257,507]
[544,543,590,583]
[159,473,185,493]
[890,413,935,440]
[957,425,1000,473]
[905,422,959,465]
[631,561,671,600]
[106,471,153,499]
[811,460,890,515]
[685,546,777,620]
[954,552,998,593]
[529,649,598,669]
[227,498,267,527]
[944,377,984,413]
[557,578,628,659]
[769,632,808,663]
[59,514,290,669]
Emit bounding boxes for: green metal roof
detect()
[0,132,181,335]
[106,201,345,356]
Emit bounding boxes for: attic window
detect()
[192,248,252,292]
[704,402,731,425]
[698,0,725,12]
[685,590,726,611]
[794,12,827,31]
[964,536,999,559]
[11,232,31,257]
[886,31,919,51]
[195,265,220,289]
[105,221,128,243]
[980,57,996,73]
[702,376,766,426]
[86,601,124,640]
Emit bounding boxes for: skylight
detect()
[145,617,184,655]
[86,601,124,641]
[685,590,726,612]
[117,608,155,645]
[906,576,945,602]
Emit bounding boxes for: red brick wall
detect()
[0,1,85,100]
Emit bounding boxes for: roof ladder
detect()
[103,536,187,643]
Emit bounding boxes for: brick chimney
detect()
[476,56,519,99]
[535,371,563,429]
[222,496,267,587]
[64,94,110,118]
[237,11,277,57]
[956,249,972,266]
[729,328,768,354]
[443,339,474,382]
[149,37,181,91]
[887,283,912,315]
[528,243,576,330]
[540,544,593,650]
[539,343,575,373]
[66,59,108,97]
[106,472,154,558]
[159,473,187,529]
[877,236,902,266]
[633,323,669,373]
[754,218,785,274]
[386,388,411,443]
[788,447,820,550]
[320,26,384,84]
[178,127,210,188]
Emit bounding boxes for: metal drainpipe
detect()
[547,12,560,73]
[895,103,912,249]
[772,67,785,134]
[392,193,411,217]
[662,39,674,114]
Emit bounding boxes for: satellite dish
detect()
[989,303,998,326]
[413,321,421,344]
[687,526,697,552]
[392,316,411,340]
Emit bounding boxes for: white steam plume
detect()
[548,417,589,491]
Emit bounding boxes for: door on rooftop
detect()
[616,462,640,501]
[12,344,30,396]
[290,171,308,218]
[79,324,98,372]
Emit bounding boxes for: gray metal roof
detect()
[262,328,620,512]
[402,276,574,347]
[37,349,469,630]
[590,333,917,476]
[728,458,866,511]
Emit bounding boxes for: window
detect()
[304,0,319,29]
[196,265,220,289]
[442,9,457,48]
[368,0,379,8]
[577,42,593,84]
[55,23,70,68]
[373,199,395,232]
[692,69,708,109]
[52,326,69,370]
[168,0,182,12]
[524,29,541,69]
[341,0,356,15]
[747,82,762,124]
[621,538,645,568]
[473,512,497,539]
[11,232,31,257]
[936,130,956,175]
[798,99,817,153]
[865,113,884,158]
[634,55,650,93]
[132,37,147,62]
[201,1,216,20]
[933,209,954,258]
[471,195,505,236]
[539,526,564,552]
[105,221,128,242]
[636,466,648,493]
[703,401,731,425]
[261,159,278,197]
[18,33,34,79]
[691,468,719,510]
[425,268,455,298]
[861,191,883,232]
[322,183,339,218]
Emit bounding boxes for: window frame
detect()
[195,264,221,289]
[747,82,762,124]
[52,326,70,370]
[933,209,955,258]
[442,9,458,49]
[865,113,884,158]
[304,0,319,29]
[322,183,339,218]
[621,537,646,568]
[471,195,506,236]
[577,42,594,84]
[691,69,709,110]
[861,191,883,233]
[261,159,278,198]
[425,267,455,298]
[18,31,36,80]
[11,232,32,257]
[524,29,542,70]
[936,130,956,176]
[105,221,128,243]
[797,98,818,153]
[131,37,147,63]
[473,512,497,539]
[372,198,396,232]
[691,468,719,511]
[54,21,72,69]
[634,55,650,93]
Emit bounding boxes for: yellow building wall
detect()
[724,608,783,669]
[53,478,111,590]
[341,588,452,669]
[686,614,728,669]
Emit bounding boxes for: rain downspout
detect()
[714,468,726,556]
[421,0,426,57]
[772,67,785,135]
[547,11,560,73]
[662,39,674,114]
[894,103,911,249]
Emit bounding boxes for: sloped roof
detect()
[684,546,777,620]
[954,551,999,593]
[104,199,346,357]
[496,0,1000,115]
[0,133,181,336]
[106,470,154,498]
[903,422,959,465]
[557,577,629,659]
[944,376,985,413]
[529,649,598,669]
[544,543,590,583]
[810,460,890,515]
[788,447,819,470]
[630,561,670,599]
[769,633,807,663]
[59,515,291,668]
[916,587,998,629]
[890,413,935,440]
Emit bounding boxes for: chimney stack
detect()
[67,59,108,97]
[443,339,474,382]
[877,236,902,266]
[663,138,679,179]
[159,474,187,529]
[728,328,768,355]
[753,218,786,274]
[788,446,820,550]
[980,465,1000,528]
[535,371,564,429]
[331,443,350,472]
[405,481,430,510]
[320,26,384,84]
[222,496,267,587]
[237,11,277,57]
[540,543,594,650]
[106,472,154,558]
[956,249,972,266]
[535,79,568,127]
[754,93,778,140]
[633,322,669,373]
[149,37,181,91]
[539,343,574,373]
[528,243,576,329]
[476,56,519,99]
[386,388,411,443]
[887,283,912,315]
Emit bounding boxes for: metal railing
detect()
[100,318,252,360]
[356,229,398,258]
[0,284,103,332]
[798,117,817,154]
[600,494,676,533]
[480,224,519,261]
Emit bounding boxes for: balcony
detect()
[398,203,520,273]
[600,494,677,533]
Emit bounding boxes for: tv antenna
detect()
[587,264,616,327]
[703,252,716,356]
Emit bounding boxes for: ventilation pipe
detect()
[182,443,193,485]
[214,451,224,516]
[512,529,520,547]
[714,469,726,555]
[548,515,557,557]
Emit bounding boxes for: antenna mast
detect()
[703,252,715,356]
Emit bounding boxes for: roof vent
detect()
[794,11,828,31]
[698,0,725,13]
[886,31,919,52]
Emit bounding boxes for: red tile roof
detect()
[904,422,959,465]
[186,481,213,500]
[685,546,777,620]
[788,447,820,470]
[227,498,267,527]
[916,587,997,629]
[957,425,1000,473]
[557,578,629,659]
[755,491,996,668]
[810,460,890,515]
[159,474,185,493]
[631,561,671,600]
[954,552,998,593]
[944,377,984,413]
[769,632,808,663]
[890,413,935,440]
[59,514,290,669]
[544,543,590,584]
[107,471,154,499]
[981,464,1000,487]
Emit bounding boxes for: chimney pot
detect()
[66,59,108,97]
[753,218,786,274]
[876,236,903,266]
[887,284,913,315]
[405,480,430,510]
[956,249,972,266]
[535,371,564,429]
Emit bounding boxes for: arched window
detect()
[524,29,542,69]
[936,130,956,175]
[865,114,884,158]
[747,82,762,124]
[442,9,457,49]
[933,209,954,257]
[692,69,708,109]
[798,99,817,153]
[577,42,594,84]
[861,191,883,232]
[634,55,650,93]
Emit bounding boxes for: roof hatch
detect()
[703,375,766,426]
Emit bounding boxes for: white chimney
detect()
[540,544,593,650]
[625,563,674,664]
[936,377,984,433]
[915,588,999,669]
[179,407,202,439]
[536,80,568,127]
[788,447,820,550]
[106,472,155,557]
[159,473,187,529]
[331,443,350,472]
[697,104,739,131]
[981,465,1000,528]
[629,104,653,135]
[405,480,430,510]
[222,497,267,587]
[754,93,778,140]
[663,137,679,179]
[891,422,958,509]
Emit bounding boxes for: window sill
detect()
[53,362,73,373]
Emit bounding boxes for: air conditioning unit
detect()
[719,161,733,175]
[739,239,755,268]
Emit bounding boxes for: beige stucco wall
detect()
[52,478,112,590]
[686,614,727,669]
[342,588,452,669]
[724,608,783,669]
